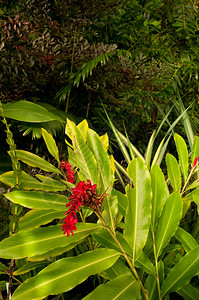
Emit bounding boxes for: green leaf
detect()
[12,249,120,300]
[111,188,128,217]
[83,275,140,300]
[177,284,199,300]
[166,153,181,191]
[124,158,152,262]
[19,210,65,231]
[174,133,189,180]
[0,101,63,123]
[28,242,79,261]
[93,229,132,256]
[161,246,199,296]
[87,129,116,230]
[41,128,60,163]
[150,164,168,229]
[0,171,66,191]
[155,191,182,257]
[4,191,68,210]
[66,119,98,184]
[103,259,133,280]
[175,227,199,252]
[13,261,50,276]
[14,150,61,174]
[0,223,101,259]
[145,131,156,168]
[191,136,199,165]
[134,251,155,275]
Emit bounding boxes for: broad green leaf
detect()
[83,275,140,300]
[13,261,50,276]
[175,227,198,252]
[191,136,199,165]
[4,191,68,210]
[87,129,116,230]
[0,223,101,259]
[87,129,114,194]
[28,242,79,261]
[99,133,109,151]
[166,153,181,191]
[103,258,133,280]
[14,150,61,174]
[66,120,98,184]
[0,262,7,271]
[134,251,155,275]
[77,119,89,140]
[19,210,65,231]
[124,158,152,262]
[174,133,189,180]
[41,128,60,163]
[177,284,199,300]
[0,101,63,123]
[150,164,168,229]
[161,246,199,296]
[12,249,120,300]
[111,188,127,217]
[93,229,132,256]
[0,171,66,191]
[155,191,182,257]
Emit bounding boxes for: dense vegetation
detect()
[0,1,199,299]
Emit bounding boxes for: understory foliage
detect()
[0,0,199,143]
[0,115,199,299]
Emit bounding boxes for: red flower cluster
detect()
[60,160,74,184]
[61,180,105,237]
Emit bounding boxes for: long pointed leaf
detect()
[161,246,199,296]
[155,191,182,257]
[0,223,101,259]
[83,275,140,300]
[124,158,152,262]
[12,249,120,300]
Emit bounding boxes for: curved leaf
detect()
[124,158,152,262]
[0,101,63,123]
[83,275,140,300]
[150,164,168,229]
[166,153,181,191]
[14,150,61,174]
[178,284,199,300]
[12,249,120,300]
[4,191,68,210]
[161,246,199,296]
[19,210,65,231]
[175,227,199,252]
[0,223,102,259]
[174,133,189,180]
[41,128,60,163]
[155,191,182,257]
[0,171,66,191]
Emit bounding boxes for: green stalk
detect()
[152,229,162,300]
[95,211,149,300]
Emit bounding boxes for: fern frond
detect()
[56,49,132,102]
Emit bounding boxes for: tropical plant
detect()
[0,113,199,299]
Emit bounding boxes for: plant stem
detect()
[152,230,162,300]
[95,211,149,300]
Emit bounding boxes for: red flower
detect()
[62,180,106,236]
[60,160,74,183]
[61,214,78,237]
[192,157,198,169]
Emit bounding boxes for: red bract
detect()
[61,214,78,237]
[60,160,74,183]
[192,157,198,169]
[62,180,106,236]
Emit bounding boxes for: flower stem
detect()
[95,211,149,300]
[152,230,162,300]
